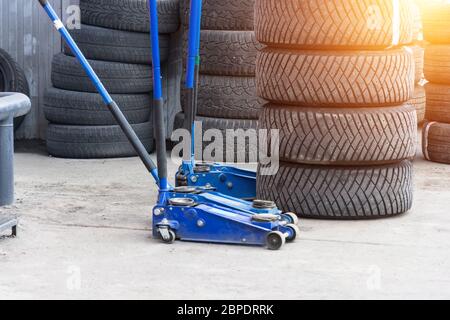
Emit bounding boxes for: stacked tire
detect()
[44,0,179,159]
[422,2,450,165]
[176,0,265,162]
[255,0,417,219]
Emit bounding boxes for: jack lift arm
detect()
[38,0,299,249]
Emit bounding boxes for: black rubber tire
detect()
[256,47,415,107]
[255,0,415,49]
[266,232,285,250]
[422,121,450,165]
[199,30,262,76]
[47,122,154,159]
[80,0,180,33]
[411,45,424,83]
[64,24,170,65]
[410,85,426,124]
[51,53,153,94]
[422,4,450,44]
[173,112,259,163]
[180,0,255,31]
[259,104,417,166]
[0,48,30,131]
[160,229,176,244]
[43,88,151,125]
[257,161,413,220]
[424,45,450,85]
[182,75,265,119]
[425,83,450,123]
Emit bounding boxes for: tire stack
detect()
[44,0,179,159]
[175,0,265,162]
[422,2,450,165]
[255,0,417,219]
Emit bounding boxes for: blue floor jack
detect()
[175,0,272,206]
[38,0,299,249]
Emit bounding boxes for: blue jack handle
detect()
[184,0,203,161]
[148,0,169,190]
[185,0,202,91]
[38,0,160,185]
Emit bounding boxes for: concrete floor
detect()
[1,140,450,300]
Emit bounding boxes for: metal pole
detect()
[37,0,160,185]
[148,0,169,190]
[191,0,203,161]
[0,93,31,206]
[185,0,203,160]
[0,116,14,206]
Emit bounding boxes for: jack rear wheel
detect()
[283,212,299,225]
[285,224,300,242]
[266,231,285,250]
[159,228,176,244]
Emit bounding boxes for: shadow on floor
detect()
[14,139,47,156]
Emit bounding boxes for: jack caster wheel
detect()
[283,212,299,225]
[158,228,176,244]
[266,231,286,250]
[285,224,300,242]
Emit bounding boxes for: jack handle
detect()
[37,0,161,186]
[184,0,203,161]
